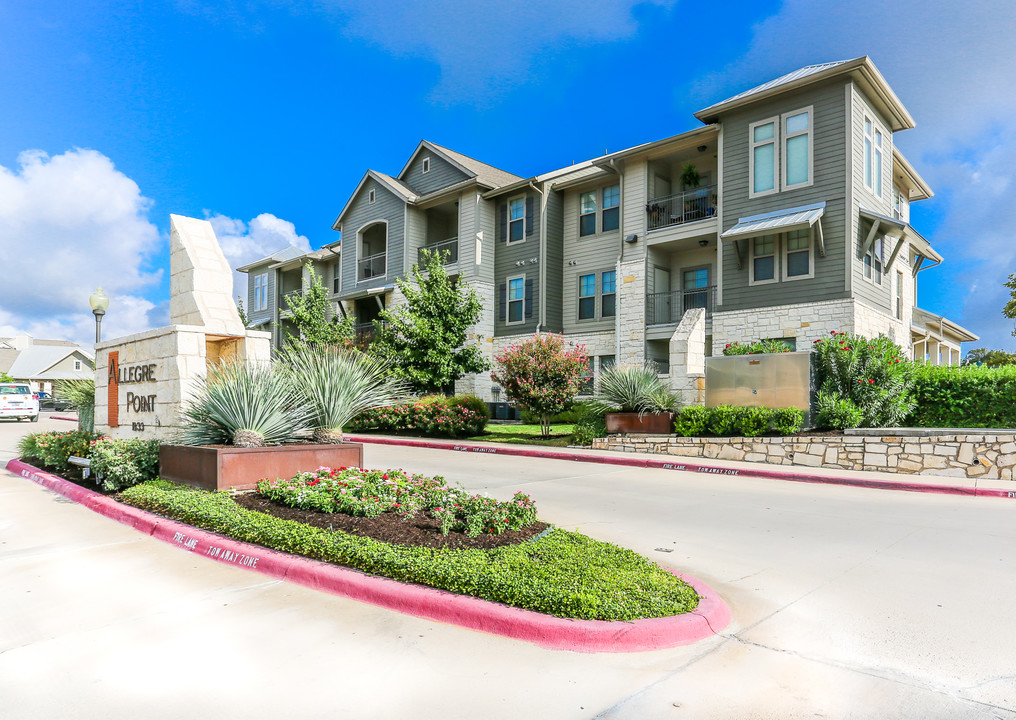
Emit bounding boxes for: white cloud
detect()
[0,148,163,348]
[692,0,1016,349]
[207,212,312,306]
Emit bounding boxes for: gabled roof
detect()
[236,245,307,273]
[7,346,92,381]
[912,307,979,343]
[695,57,915,132]
[399,140,522,190]
[333,169,419,230]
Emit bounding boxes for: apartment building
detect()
[239,56,975,401]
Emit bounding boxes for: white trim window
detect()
[864,237,884,285]
[579,191,597,236]
[253,272,269,310]
[602,185,620,232]
[422,156,431,174]
[601,270,616,317]
[873,127,883,198]
[368,188,376,204]
[507,275,525,324]
[895,269,904,320]
[782,107,813,189]
[578,273,596,319]
[332,262,341,294]
[750,235,778,285]
[864,116,884,198]
[749,117,778,197]
[783,228,813,280]
[74,360,82,371]
[509,197,526,243]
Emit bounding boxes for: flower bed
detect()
[350,396,487,438]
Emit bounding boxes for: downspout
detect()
[529,180,546,334]
[608,158,624,361]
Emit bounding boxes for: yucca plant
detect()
[279,345,411,443]
[177,360,313,447]
[589,364,678,417]
[57,378,96,432]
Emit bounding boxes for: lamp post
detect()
[89,287,109,344]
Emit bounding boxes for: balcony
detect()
[357,252,387,281]
[353,320,386,344]
[646,285,716,325]
[646,185,717,232]
[418,237,458,266]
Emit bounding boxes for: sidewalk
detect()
[345,433,1016,500]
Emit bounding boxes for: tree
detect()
[236,296,249,326]
[0,372,13,383]
[370,249,487,393]
[962,348,1016,367]
[1004,274,1016,337]
[491,333,588,437]
[284,263,354,348]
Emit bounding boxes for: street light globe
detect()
[89,287,110,313]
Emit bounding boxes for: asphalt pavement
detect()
[1,416,1014,719]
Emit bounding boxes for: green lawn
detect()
[465,424,575,447]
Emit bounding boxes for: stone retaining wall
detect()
[591,434,1016,481]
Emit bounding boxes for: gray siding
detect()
[544,189,564,333]
[494,191,540,336]
[718,79,850,313]
[338,176,406,295]
[561,183,621,334]
[403,151,469,195]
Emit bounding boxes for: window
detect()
[507,275,525,323]
[782,108,812,188]
[579,191,597,236]
[509,198,525,243]
[74,360,82,371]
[749,117,778,197]
[683,267,709,309]
[602,185,620,232]
[580,356,595,394]
[578,274,596,319]
[601,271,616,317]
[751,235,777,284]
[253,273,268,310]
[784,229,812,279]
[422,157,430,174]
[874,129,883,197]
[864,116,884,198]
[893,187,908,220]
[864,236,884,285]
[332,263,341,294]
[895,270,904,320]
[368,188,376,204]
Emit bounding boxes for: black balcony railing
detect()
[418,237,458,266]
[645,285,716,325]
[353,320,386,344]
[358,252,387,281]
[646,185,717,231]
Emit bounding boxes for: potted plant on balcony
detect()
[679,162,701,191]
[590,364,678,434]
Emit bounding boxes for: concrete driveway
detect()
[1,417,1014,719]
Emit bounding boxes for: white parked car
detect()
[0,383,39,422]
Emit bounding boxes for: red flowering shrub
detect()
[349,395,487,438]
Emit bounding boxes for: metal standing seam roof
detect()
[705,61,854,112]
[235,244,308,272]
[721,202,826,241]
[7,346,92,380]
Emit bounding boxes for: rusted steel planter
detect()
[159,443,364,492]
[605,412,674,435]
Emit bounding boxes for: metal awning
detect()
[722,203,826,269]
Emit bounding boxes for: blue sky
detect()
[1,0,1014,351]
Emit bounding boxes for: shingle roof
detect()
[425,142,523,189]
[373,171,419,201]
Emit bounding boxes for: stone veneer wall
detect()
[591,434,1016,481]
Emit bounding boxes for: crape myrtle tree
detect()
[370,249,488,394]
[491,333,588,438]
[284,263,354,349]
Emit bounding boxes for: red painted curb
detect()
[50,415,78,422]
[5,458,730,653]
[346,435,1016,500]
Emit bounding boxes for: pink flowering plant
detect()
[812,331,915,429]
[256,466,538,536]
[349,399,487,438]
[491,333,588,438]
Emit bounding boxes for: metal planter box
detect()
[159,443,364,492]
[705,351,811,421]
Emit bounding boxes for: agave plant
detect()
[589,364,678,417]
[177,360,313,447]
[279,345,411,443]
[56,378,96,432]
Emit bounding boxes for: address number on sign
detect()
[132,422,145,432]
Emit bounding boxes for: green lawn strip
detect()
[464,423,575,447]
[120,480,699,621]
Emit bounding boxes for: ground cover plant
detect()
[120,479,700,621]
[907,364,1016,428]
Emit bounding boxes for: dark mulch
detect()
[233,492,550,551]
[24,461,119,495]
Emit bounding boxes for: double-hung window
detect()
[601,270,616,317]
[751,235,777,284]
[782,108,812,188]
[507,275,525,323]
[253,273,268,310]
[864,237,884,285]
[509,198,526,243]
[864,117,884,198]
[895,270,904,320]
[784,229,812,279]
[579,191,597,236]
[602,185,620,231]
[578,274,596,319]
[750,118,778,197]
[332,263,341,294]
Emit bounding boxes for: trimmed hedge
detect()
[120,481,699,621]
[907,364,1016,428]
[673,405,804,437]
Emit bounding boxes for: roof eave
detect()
[892,146,934,200]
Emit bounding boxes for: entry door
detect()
[653,267,672,323]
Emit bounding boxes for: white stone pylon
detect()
[168,214,245,337]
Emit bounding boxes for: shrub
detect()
[812,331,914,428]
[121,480,699,621]
[673,405,711,436]
[723,339,793,355]
[178,360,313,447]
[446,394,489,419]
[706,405,740,436]
[815,391,863,431]
[736,406,772,437]
[350,395,487,438]
[17,430,99,471]
[590,364,677,416]
[770,407,805,435]
[89,438,161,491]
[570,402,607,445]
[907,364,1016,428]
